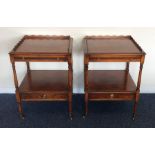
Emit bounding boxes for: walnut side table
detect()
[9,35,73,120]
[83,36,146,120]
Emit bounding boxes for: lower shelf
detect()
[19,70,69,101]
[88,70,136,93]
[87,70,137,101]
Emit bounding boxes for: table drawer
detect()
[89,92,135,101]
[21,93,68,101]
[14,56,68,62]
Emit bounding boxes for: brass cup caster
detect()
[19,113,25,120]
[132,113,135,121]
[82,113,87,119]
[69,113,73,120]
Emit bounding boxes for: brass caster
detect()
[69,114,73,121]
[82,113,87,119]
[82,115,86,119]
[19,113,25,120]
[132,113,135,121]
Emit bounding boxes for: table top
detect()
[10,35,72,55]
[84,36,145,55]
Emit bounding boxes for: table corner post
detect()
[10,55,24,119]
[68,54,73,119]
[133,55,145,120]
[84,54,89,116]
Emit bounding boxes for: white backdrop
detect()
[0,27,154,93]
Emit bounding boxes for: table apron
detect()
[88,55,142,62]
[13,56,68,62]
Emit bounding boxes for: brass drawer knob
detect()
[110,94,114,98]
[43,94,47,98]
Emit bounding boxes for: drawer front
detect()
[14,56,68,62]
[88,54,142,62]
[21,93,68,101]
[89,93,135,101]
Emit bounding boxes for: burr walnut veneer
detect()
[9,35,73,119]
[83,36,146,120]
